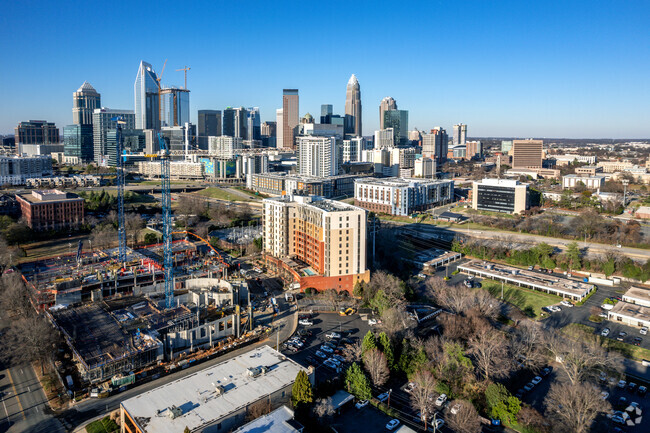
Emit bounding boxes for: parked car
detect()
[320,345,334,354]
[435,394,447,407]
[601,391,609,400]
[368,318,378,326]
[616,332,627,341]
[601,328,610,337]
[355,399,369,409]
[628,382,637,392]
[332,355,345,364]
[560,300,574,308]
[634,337,642,346]
[306,356,318,365]
[326,332,341,339]
[528,265,534,271]
[450,403,462,415]
[377,392,389,402]
[515,389,525,399]
[638,386,647,396]
[524,383,535,392]
[298,319,313,326]
[531,376,543,385]
[315,350,327,359]
[599,312,608,318]
[541,367,553,377]
[386,419,400,430]
[641,327,649,335]
[618,380,627,389]
[433,419,445,430]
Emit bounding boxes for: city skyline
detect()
[1,1,649,138]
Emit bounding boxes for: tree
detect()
[377,332,394,369]
[344,363,372,400]
[379,306,412,338]
[565,242,582,271]
[397,338,428,378]
[517,407,548,433]
[0,272,32,316]
[144,232,159,245]
[90,224,116,250]
[291,370,313,408]
[363,348,389,386]
[602,258,616,277]
[509,321,547,371]
[467,326,511,381]
[312,397,335,423]
[446,400,481,433]
[409,369,437,431]
[342,341,363,363]
[361,331,377,353]
[184,427,191,433]
[1,314,58,374]
[485,383,520,425]
[544,382,611,433]
[125,213,144,248]
[246,399,271,422]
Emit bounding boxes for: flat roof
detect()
[121,346,309,433]
[623,287,650,303]
[458,260,594,298]
[609,301,650,322]
[474,178,527,187]
[354,177,453,187]
[233,406,302,433]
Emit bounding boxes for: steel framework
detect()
[158,133,174,308]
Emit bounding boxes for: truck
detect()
[289,282,301,290]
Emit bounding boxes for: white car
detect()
[450,403,462,414]
[435,393,447,407]
[618,380,627,389]
[641,327,648,335]
[601,303,614,311]
[326,332,341,339]
[298,319,313,326]
[368,318,378,326]
[531,376,543,385]
[601,391,609,400]
[601,328,610,337]
[385,419,400,430]
[355,399,368,409]
[560,300,574,308]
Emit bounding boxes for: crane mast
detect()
[158,133,174,308]
[112,116,127,265]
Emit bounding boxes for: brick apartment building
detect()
[17,189,84,231]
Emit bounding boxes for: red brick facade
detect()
[17,192,84,231]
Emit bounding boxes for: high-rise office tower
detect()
[247,107,261,141]
[63,124,94,163]
[344,74,362,137]
[197,110,222,150]
[379,97,397,130]
[282,89,299,149]
[160,87,190,127]
[92,108,135,164]
[276,109,284,148]
[320,104,333,124]
[73,82,101,125]
[15,120,59,145]
[383,110,408,146]
[297,136,339,177]
[223,107,248,138]
[134,61,160,130]
[422,127,448,162]
[512,139,543,168]
[261,121,277,148]
[453,123,467,145]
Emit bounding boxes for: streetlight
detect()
[387,388,392,407]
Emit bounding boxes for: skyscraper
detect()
[73,82,101,125]
[197,110,222,150]
[383,110,408,146]
[379,97,397,130]
[276,109,284,149]
[453,123,467,145]
[297,136,339,177]
[134,61,159,130]
[512,139,543,168]
[320,104,333,124]
[282,89,299,149]
[223,107,248,138]
[63,124,94,163]
[247,107,261,140]
[345,74,362,137]
[422,127,448,162]
[92,108,135,164]
[261,121,277,147]
[15,120,59,145]
[160,87,190,127]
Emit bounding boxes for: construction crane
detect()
[157,59,167,128]
[175,65,191,89]
[111,115,127,265]
[158,132,174,309]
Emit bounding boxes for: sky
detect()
[1,0,649,138]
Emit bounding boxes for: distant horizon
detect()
[1,1,648,139]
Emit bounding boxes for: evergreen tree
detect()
[184,427,191,433]
[344,363,372,400]
[361,331,377,354]
[291,370,313,408]
[377,332,394,369]
[566,242,582,270]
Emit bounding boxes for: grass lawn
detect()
[196,187,251,202]
[563,323,650,362]
[232,186,266,199]
[480,279,562,319]
[137,180,199,186]
[86,416,119,433]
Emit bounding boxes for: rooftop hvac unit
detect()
[167,405,183,419]
[246,367,261,377]
[215,384,226,395]
[511,270,518,275]
[260,366,269,375]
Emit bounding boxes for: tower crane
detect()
[175,66,191,89]
[157,132,174,309]
[157,59,167,128]
[111,115,127,265]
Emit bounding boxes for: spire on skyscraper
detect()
[345,74,362,137]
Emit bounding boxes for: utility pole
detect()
[622,179,629,212]
[387,388,392,408]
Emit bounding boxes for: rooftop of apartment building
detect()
[354,177,453,187]
[265,194,362,213]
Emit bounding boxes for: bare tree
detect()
[125,213,144,248]
[467,326,511,381]
[0,272,32,316]
[545,332,622,385]
[90,224,116,250]
[1,314,58,374]
[369,271,407,307]
[544,382,611,433]
[446,400,481,433]
[363,348,389,386]
[312,397,335,425]
[379,306,413,338]
[517,407,549,433]
[509,321,548,371]
[0,236,19,270]
[342,341,363,363]
[409,369,437,431]
[245,399,271,422]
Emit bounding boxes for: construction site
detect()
[21,125,273,390]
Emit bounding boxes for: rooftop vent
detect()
[167,405,183,419]
[246,367,262,377]
[215,384,226,395]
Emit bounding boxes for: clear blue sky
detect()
[1,0,648,138]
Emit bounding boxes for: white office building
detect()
[209,136,243,159]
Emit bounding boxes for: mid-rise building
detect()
[465,140,482,159]
[562,174,605,190]
[387,147,416,177]
[63,124,94,163]
[320,104,333,124]
[383,110,408,146]
[472,178,529,214]
[553,154,597,166]
[106,128,146,166]
[512,139,543,169]
[92,109,135,165]
[15,120,59,146]
[72,82,101,125]
[243,154,269,188]
[414,157,436,178]
[250,173,361,198]
[298,123,344,138]
[160,87,190,127]
[501,140,513,154]
[263,195,369,293]
[422,128,448,162]
[261,121,277,147]
[297,136,339,177]
[138,161,203,179]
[597,160,634,173]
[341,137,363,164]
[17,189,84,231]
[374,128,394,149]
[354,178,453,216]
[345,74,362,137]
[223,107,248,139]
[197,110,222,150]
[575,165,603,176]
[209,136,243,159]
[281,89,299,149]
[453,123,467,145]
[134,61,159,130]
[379,97,397,130]
[0,155,53,185]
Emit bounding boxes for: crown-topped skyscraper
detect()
[344,74,362,137]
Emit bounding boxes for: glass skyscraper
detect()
[134,61,159,130]
[160,87,190,127]
[63,124,94,162]
[383,109,408,146]
[247,107,261,141]
[73,82,101,125]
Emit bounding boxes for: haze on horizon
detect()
[0,0,648,139]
